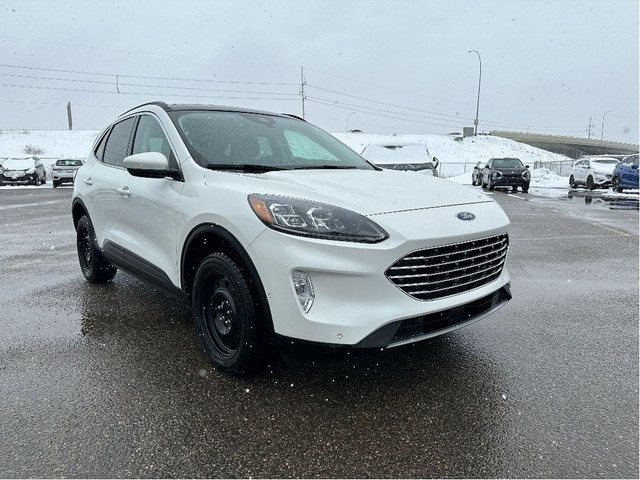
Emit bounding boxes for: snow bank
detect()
[0,130,100,159]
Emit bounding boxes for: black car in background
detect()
[0,157,47,186]
[471,161,483,185]
[481,157,530,193]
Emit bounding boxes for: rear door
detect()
[82,117,135,249]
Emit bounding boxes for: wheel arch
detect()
[181,224,274,333]
[72,198,89,229]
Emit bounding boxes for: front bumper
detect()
[248,201,511,347]
[491,175,529,187]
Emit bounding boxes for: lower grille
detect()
[386,233,509,301]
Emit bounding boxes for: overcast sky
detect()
[0,0,638,143]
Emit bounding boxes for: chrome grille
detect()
[386,234,508,301]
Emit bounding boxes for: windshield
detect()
[361,144,431,164]
[168,111,374,171]
[2,159,33,169]
[492,158,524,168]
[56,159,83,166]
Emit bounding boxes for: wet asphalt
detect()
[0,186,638,478]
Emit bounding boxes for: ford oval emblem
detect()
[456,212,476,221]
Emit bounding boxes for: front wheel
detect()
[76,215,117,283]
[587,175,596,190]
[522,183,529,193]
[192,252,264,375]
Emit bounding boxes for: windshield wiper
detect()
[291,165,359,170]
[205,164,286,173]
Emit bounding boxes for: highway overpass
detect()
[490,131,638,159]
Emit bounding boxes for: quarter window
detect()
[103,117,135,167]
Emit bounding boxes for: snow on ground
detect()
[0,129,99,159]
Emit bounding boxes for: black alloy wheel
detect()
[76,215,117,283]
[192,252,263,375]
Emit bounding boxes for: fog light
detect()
[292,270,314,313]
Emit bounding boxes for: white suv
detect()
[72,102,512,375]
[569,157,619,190]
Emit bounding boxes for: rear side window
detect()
[103,117,135,167]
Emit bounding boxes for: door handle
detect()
[117,186,131,197]
[83,178,94,185]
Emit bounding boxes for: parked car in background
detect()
[52,159,84,188]
[0,157,47,186]
[72,101,512,375]
[471,161,483,186]
[481,157,530,192]
[569,156,619,190]
[360,142,439,177]
[611,154,639,193]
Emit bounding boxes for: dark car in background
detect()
[52,159,84,187]
[471,161,483,186]
[0,157,47,186]
[611,154,639,193]
[481,157,530,193]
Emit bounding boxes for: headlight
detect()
[492,170,502,178]
[248,194,389,243]
[522,170,530,179]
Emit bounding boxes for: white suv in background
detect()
[72,102,512,375]
[569,156,620,190]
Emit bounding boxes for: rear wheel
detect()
[569,175,576,189]
[611,176,623,193]
[76,215,117,283]
[192,252,264,375]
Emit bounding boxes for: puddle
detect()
[566,189,639,210]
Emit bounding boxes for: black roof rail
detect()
[281,113,306,122]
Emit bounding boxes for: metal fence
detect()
[533,160,574,176]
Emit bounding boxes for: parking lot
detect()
[0,186,638,478]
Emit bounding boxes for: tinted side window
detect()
[103,117,135,167]
[94,129,109,161]
[132,115,178,169]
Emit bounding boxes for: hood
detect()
[229,169,492,216]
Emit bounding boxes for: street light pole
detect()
[346,112,356,131]
[468,50,482,136]
[601,110,613,141]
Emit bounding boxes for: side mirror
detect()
[631,164,639,170]
[124,152,179,180]
[525,165,530,169]
[430,157,439,169]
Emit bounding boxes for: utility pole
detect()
[601,110,613,140]
[299,66,306,119]
[587,116,594,139]
[468,50,482,135]
[66,101,73,130]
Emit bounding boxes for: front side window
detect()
[103,117,135,167]
[168,110,373,172]
[132,115,178,170]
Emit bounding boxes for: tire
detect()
[488,178,494,191]
[612,177,623,193]
[471,177,476,186]
[192,252,264,375]
[30,175,38,186]
[522,183,529,193]
[40,175,46,185]
[76,215,117,283]
[511,186,518,192]
[587,175,596,190]
[569,175,576,189]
